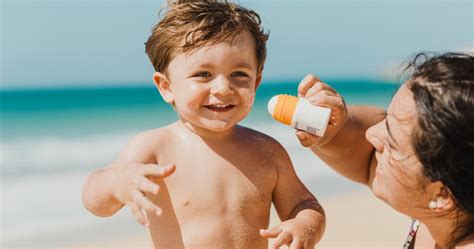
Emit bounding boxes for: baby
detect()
[82,1,325,248]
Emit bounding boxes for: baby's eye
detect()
[192,72,211,78]
[231,71,249,78]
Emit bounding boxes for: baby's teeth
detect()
[213,104,228,108]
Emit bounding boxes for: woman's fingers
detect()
[295,130,319,147]
[302,80,338,98]
[129,202,149,227]
[298,74,321,97]
[307,94,343,109]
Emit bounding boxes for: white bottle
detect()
[267,94,331,137]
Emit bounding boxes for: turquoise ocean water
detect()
[0,80,399,243]
[1,80,397,140]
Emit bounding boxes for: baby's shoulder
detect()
[236,126,287,155]
[129,126,176,149]
[118,124,177,164]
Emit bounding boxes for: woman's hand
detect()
[296,74,348,148]
[111,163,176,227]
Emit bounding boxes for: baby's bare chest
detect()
[154,149,277,217]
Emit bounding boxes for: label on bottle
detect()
[290,98,331,137]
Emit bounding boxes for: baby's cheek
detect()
[240,91,255,110]
[179,95,201,111]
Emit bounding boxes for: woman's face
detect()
[366,84,434,217]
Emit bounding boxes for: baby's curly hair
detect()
[145,0,269,74]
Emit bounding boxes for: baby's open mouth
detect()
[204,104,236,112]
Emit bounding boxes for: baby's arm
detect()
[81,131,175,227]
[260,143,325,249]
[295,74,386,185]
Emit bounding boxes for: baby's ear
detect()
[153,72,174,104]
[255,73,263,89]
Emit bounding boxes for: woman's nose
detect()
[366,120,386,153]
[210,76,234,96]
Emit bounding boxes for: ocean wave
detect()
[0,132,136,180]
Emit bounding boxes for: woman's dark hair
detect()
[406,52,474,246]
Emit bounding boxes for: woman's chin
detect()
[371,178,385,200]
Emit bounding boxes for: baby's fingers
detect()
[271,232,292,249]
[289,238,302,249]
[135,176,160,195]
[131,190,162,216]
[129,202,149,227]
[260,226,283,238]
[143,164,176,179]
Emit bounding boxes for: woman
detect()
[295,52,474,248]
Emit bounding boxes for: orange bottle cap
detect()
[268,94,299,125]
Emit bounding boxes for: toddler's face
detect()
[163,31,261,132]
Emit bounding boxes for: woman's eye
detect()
[231,71,249,77]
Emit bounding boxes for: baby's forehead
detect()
[177,36,258,66]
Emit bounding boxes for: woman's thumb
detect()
[295,130,317,147]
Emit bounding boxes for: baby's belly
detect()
[149,212,269,249]
[146,155,276,248]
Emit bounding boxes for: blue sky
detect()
[1,0,472,89]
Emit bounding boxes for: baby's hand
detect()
[112,163,176,227]
[296,74,348,148]
[260,217,322,249]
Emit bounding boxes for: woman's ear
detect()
[153,72,174,104]
[427,181,456,213]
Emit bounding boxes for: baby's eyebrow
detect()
[233,62,253,69]
[192,63,214,69]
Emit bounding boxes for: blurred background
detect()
[1,0,472,248]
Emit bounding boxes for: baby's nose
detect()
[210,76,234,96]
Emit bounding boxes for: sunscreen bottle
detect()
[267,94,331,137]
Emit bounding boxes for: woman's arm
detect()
[308,105,385,185]
[295,74,386,186]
